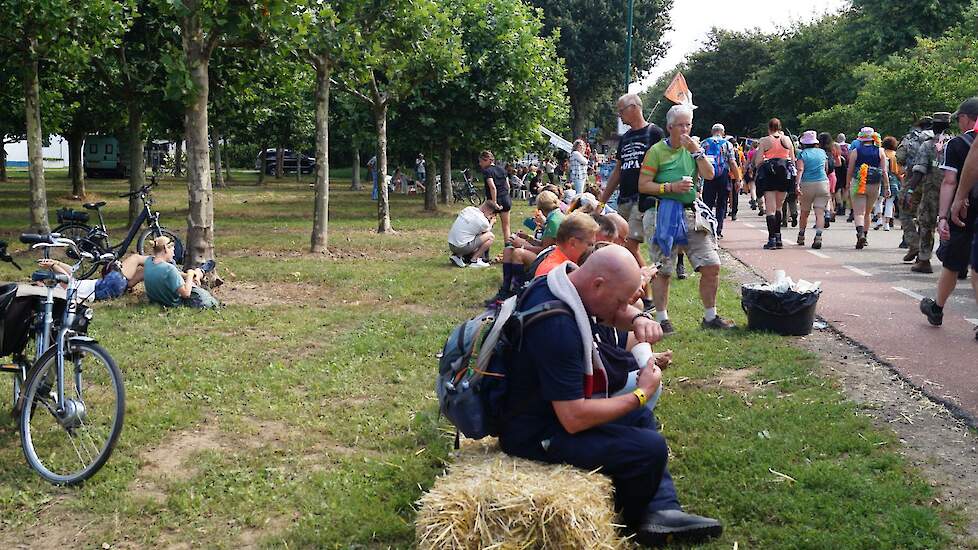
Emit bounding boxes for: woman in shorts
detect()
[845,127,890,249]
[795,131,830,249]
[754,118,796,249]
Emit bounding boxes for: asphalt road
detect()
[720,204,978,422]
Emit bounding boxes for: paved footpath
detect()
[720,207,978,423]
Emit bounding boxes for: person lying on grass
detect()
[144,236,219,309]
[37,254,147,302]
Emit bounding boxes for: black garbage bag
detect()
[741,284,821,336]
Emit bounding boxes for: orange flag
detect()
[663,71,694,107]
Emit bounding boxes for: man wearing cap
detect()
[909,112,952,273]
[920,98,978,338]
[897,116,933,255]
[700,124,739,238]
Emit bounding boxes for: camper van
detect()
[84,136,131,178]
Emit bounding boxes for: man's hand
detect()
[671,179,694,194]
[654,349,673,369]
[632,316,663,345]
[679,134,700,154]
[511,235,527,248]
[950,196,970,227]
[637,363,662,395]
[938,218,951,241]
[639,265,658,286]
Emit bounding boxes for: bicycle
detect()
[452,169,484,206]
[0,235,125,485]
[50,175,184,279]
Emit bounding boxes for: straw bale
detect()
[416,438,631,549]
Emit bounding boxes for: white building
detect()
[3,135,69,168]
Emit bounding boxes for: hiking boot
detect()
[775,234,784,249]
[763,237,777,250]
[902,249,918,262]
[676,262,687,280]
[449,255,466,268]
[749,199,757,210]
[796,232,805,246]
[919,297,943,326]
[910,260,933,273]
[791,216,798,227]
[846,211,854,222]
[701,316,736,330]
[812,235,823,249]
[856,236,866,249]
[730,213,737,221]
[757,209,767,217]
[634,509,722,547]
[659,319,675,335]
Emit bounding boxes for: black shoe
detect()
[749,199,757,210]
[775,234,783,249]
[730,213,737,221]
[763,237,777,250]
[676,263,687,280]
[701,316,735,329]
[659,319,675,335]
[483,289,513,307]
[634,509,723,547]
[898,238,908,249]
[919,297,943,326]
[642,297,655,312]
[847,211,854,223]
[791,216,798,227]
[780,217,788,228]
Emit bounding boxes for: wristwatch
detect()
[631,310,654,324]
[692,151,705,160]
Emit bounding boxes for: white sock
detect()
[655,310,669,322]
[704,307,717,321]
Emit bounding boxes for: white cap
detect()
[711,123,725,134]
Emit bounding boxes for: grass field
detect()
[0,169,968,548]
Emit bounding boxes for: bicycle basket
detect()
[56,207,90,224]
[0,284,34,357]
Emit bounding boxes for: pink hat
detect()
[799,130,818,145]
[857,127,875,141]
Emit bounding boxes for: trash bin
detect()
[741,284,821,336]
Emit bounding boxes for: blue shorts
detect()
[94,270,128,301]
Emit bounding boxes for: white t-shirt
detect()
[448,207,491,247]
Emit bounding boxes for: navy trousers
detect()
[504,407,680,527]
[703,172,731,235]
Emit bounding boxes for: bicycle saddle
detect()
[83,201,107,210]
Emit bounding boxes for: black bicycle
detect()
[452,169,484,206]
[1,236,125,485]
[49,176,184,279]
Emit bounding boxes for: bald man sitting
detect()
[497,245,722,547]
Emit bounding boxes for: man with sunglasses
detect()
[533,212,599,277]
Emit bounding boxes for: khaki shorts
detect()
[643,208,720,277]
[799,180,830,211]
[615,198,646,242]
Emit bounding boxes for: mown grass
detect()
[0,171,967,548]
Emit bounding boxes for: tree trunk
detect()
[183,38,215,267]
[570,95,587,138]
[67,130,86,198]
[310,62,331,253]
[373,101,391,233]
[213,127,225,188]
[351,148,361,190]
[440,145,452,205]
[174,139,183,177]
[127,101,146,225]
[224,136,231,182]
[0,146,7,182]
[24,54,49,233]
[257,139,267,186]
[275,145,284,179]
[424,153,437,211]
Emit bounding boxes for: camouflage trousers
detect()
[915,174,941,261]
[899,178,921,251]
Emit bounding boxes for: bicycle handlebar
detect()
[118,178,158,198]
[20,233,54,245]
[31,270,69,284]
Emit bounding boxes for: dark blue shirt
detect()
[498,284,585,454]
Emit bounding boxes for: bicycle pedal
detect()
[0,363,20,373]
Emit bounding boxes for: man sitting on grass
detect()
[144,236,219,308]
[498,244,722,546]
[448,200,499,268]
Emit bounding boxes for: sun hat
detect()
[711,123,725,134]
[856,127,875,141]
[799,130,818,145]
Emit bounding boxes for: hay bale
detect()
[416,438,630,549]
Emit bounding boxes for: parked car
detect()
[255,149,316,175]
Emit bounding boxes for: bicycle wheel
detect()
[46,223,102,279]
[20,341,124,485]
[468,190,483,206]
[136,227,184,264]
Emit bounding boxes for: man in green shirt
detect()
[637,104,735,334]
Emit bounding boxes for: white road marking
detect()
[843,265,872,277]
[893,286,925,300]
[743,222,756,228]
[965,318,978,327]
[757,229,769,235]
[807,250,830,259]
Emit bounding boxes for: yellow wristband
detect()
[632,388,648,407]
[659,184,665,195]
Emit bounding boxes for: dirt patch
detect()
[674,367,763,395]
[138,422,228,482]
[0,498,99,549]
[722,250,978,544]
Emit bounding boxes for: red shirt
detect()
[534,246,570,277]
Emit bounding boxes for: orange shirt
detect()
[534,246,570,277]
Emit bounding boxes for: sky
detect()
[632,0,849,94]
